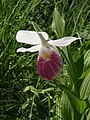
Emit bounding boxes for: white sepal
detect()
[16,30,48,45]
[48,37,81,47]
[17,45,40,53]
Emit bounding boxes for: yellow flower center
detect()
[39,42,58,60]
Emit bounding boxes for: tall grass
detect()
[0,0,90,120]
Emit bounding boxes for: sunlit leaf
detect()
[52,7,65,38]
[80,71,90,100]
[22,100,29,110]
[39,88,54,94]
[23,86,38,96]
[87,110,90,120]
[55,95,61,120]
[32,21,42,32]
[84,49,90,70]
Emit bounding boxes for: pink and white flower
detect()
[16,30,80,80]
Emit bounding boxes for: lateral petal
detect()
[17,45,40,53]
[48,37,81,47]
[16,30,48,45]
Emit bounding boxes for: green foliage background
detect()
[0,0,90,120]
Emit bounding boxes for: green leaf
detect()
[80,109,90,120]
[32,21,42,32]
[58,84,87,114]
[80,68,90,79]
[80,71,90,100]
[61,92,73,120]
[81,29,90,39]
[55,95,61,120]
[52,7,65,38]
[22,100,29,110]
[23,86,38,96]
[39,88,54,94]
[66,90,87,114]
[87,110,90,120]
[75,54,84,78]
[84,49,90,70]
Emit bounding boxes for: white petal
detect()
[16,30,48,45]
[48,37,81,47]
[17,45,40,53]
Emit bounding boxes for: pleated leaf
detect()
[84,49,90,69]
[52,7,65,38]
[61,92,73,120]
[80,71,90,100]
[65,89,87,114]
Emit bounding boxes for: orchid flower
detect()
[16,30,80,80]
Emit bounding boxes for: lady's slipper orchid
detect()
[16,30,80,80]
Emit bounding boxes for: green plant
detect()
[0,0,90,120]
